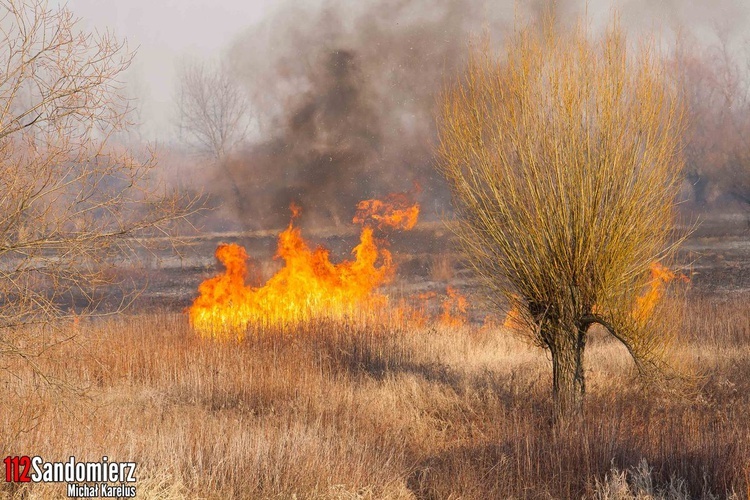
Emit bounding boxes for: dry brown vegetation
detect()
[1,295,748,499]
[1,5,748,499]
[0,0,198,332]
[438,17,686,417]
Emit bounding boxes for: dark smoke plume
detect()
[215,0,513,229]
[197,0,750,229]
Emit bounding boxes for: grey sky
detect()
[62,0,274,140]
[57,0,748,143]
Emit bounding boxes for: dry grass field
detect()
[1,294,748,499]
[2,1,749,498]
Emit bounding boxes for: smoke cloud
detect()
[192,0,750,229]
[201,0,505,228]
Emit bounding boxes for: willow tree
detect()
[438,19,686,418]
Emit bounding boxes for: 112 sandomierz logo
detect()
[4,456,137,498]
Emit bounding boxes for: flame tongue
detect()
[501,262,687,332]
[189,243,254,336]
[353,190,420,230]
[190,197,418,339]
[633,262,685,323]
[439,286,468,326]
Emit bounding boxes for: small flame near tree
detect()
[189,194,420,340]
[392,287,471,328]
[502,262,689,333]
[633,262,688,324]
[439,286,468,327]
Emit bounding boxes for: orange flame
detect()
[503,306,525,332]
[353,190,420,230]
[190,198,418,340]
[439,286,468,327]
[500,263,686,333]
[633,262,685,323]
[392,296,430,327]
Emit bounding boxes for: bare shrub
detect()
[0,0,198,382]
[0,0,198,324]
[438,16,686,417]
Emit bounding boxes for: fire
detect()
[503,305,525,332]
[439,286,468,327]
[389,287,472,329]
[189,198,419,340]
[353,190,420,230]
[633,262,685,323]
[501,263,686,333]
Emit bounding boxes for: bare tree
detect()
[718,40,750,209]
[675,31,750,208]
[0,0,197,332]
[175,60,250,218]
[438,18,686,418]
[176,60,250,160]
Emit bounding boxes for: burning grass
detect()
[189,194,421,339]
[1,295,749,498]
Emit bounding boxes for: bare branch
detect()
[0,1,201,346]
[175,59,251,161]
[438,16,687,417]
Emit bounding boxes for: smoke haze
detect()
[213,0,500,228]
[177,0,750,229]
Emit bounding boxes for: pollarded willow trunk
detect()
[548,325,587,420]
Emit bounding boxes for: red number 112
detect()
[4,456,31,483]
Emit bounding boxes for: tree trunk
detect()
[219,161,250,230]
[549,326,586,421]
